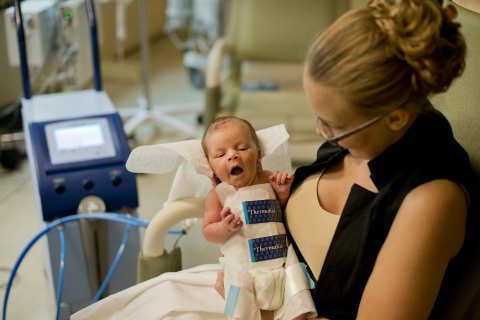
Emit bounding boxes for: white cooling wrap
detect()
[217,182,287,317]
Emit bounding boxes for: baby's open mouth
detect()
[231,166,243,175]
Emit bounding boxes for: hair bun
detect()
[368,0,465,94]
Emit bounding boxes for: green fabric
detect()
[433,3,480,174]
[429,5,480,319]
[228,0,349,62]
[136,247,182,283]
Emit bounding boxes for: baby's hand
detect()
[269,170,294,208]
[269,170,294,194]
[220,207,243,232]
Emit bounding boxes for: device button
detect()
[111,176,122,186]
[54,184,66,195]
[83,180,94,190]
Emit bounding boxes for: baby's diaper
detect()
[250,267,285,310]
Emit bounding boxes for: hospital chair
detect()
[204,0,350,164]
[427,2,480,319]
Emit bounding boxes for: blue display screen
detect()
[54,123,105,151]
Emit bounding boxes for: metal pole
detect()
[137,0,152,109]
[13,0,31,99]
[85,0,102,91]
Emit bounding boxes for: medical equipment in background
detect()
[4,0,93,92]
[1,0,57,171]
[120,0,227,141]
[56,0,93,90]
[164,0,228,89]
[1,0,94,170]
[11,0,141,317]
[0,1,23,171]
[119,0,204,140]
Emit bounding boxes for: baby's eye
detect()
[216,153,225,158]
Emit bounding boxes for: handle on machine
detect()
[85,0,102,92]
[12,0,31,99]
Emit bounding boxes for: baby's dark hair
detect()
[201,116,260,157]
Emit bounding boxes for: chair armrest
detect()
[206,38,228,88]
[204,38,229,125]
[142,197,206,258]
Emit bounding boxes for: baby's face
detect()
[205,124,261,189]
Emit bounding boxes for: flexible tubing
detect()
[2,213,149,320]
[91,223,132,304]
[55,227,65,320]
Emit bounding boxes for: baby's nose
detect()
[227,150,239,160]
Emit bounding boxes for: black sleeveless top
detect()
[286,108,478,319]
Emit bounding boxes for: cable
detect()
[55,226,65,320]
[91,223,132,304]
[2,212,149,320]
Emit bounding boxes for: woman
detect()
[285,0,477,319]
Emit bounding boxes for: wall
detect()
[96,0,167,59]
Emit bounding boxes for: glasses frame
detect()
[316,113,385,145]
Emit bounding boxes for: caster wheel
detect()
[0,148,22,170]
[188,68,205,89]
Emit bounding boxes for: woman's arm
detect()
[357,179,468,319]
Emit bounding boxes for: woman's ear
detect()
[386,107,411,131]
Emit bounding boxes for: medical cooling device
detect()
[12,0,141,317]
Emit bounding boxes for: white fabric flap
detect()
[126,124,290,177]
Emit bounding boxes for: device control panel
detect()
[29,113,138,221]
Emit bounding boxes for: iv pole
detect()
[121,0,202,139]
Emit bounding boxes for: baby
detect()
[201,116,305,320]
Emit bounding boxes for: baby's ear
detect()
[257,150,263,163]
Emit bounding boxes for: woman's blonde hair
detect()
[306,0,465,115]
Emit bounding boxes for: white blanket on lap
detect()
[71,249,317,320]
[71,264,226,320]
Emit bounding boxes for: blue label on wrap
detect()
[224,285,240,316]
[248,234,288,262]
[242,199,283,224]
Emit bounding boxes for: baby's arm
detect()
[202,189,243,243]
[268,170,294,208]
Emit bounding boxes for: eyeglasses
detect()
[316,113,385,145]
